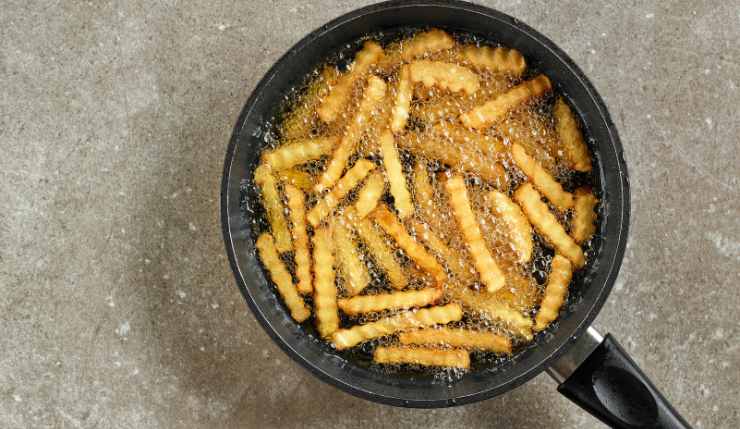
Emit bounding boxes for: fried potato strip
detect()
[379,130,413,219]
[514,183,585,268]
[312,226,339,338]
[277,168,314,192]
[354,172,385,219]
[400,28,455,61]
[399,327,512,353]
[284,184,312,294]
[485,190,533,264]
[374,346,470,369]
[409,220,476,286]
[332,216,370,296]
[451,288,533,340]
[554,97,592,172]
[337,288,442,316]
[511,143,574,211]
[462,45,526,76]
[408,60,480,95]
[571,188,598,244]
[390,65,412,133]
[350,211,408,289]
[254,164,292,253]
[534,254,573,331]
[331,303,463,349]
[261,137,337,170]
[256,233,310,322]
[307,159,376,227]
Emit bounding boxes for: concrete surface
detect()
[1,1,738,428]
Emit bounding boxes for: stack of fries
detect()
[253,29,599,370]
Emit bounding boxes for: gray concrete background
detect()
[1,1,738,428]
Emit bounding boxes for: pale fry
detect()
[390,65,412,133]
[534,254,573,331]
[354,172,385,219]
[460,74,552,129]
[379,130,413,219]
[451,288,533,340]
[350,211,408,290]
[462,45,526,76]
[409,220,476,286]
[331,303,463,349]
[372,205,447,284]
[256,233,310,322]
[254,164,292,253]
[571,188,598,244]
[514,183,585,268]
[307,159,376,227]
[277,168,314,192]
[373,346,470,369]
[317,41,384,123]
[400,28,455,61]
[412,162,442,230]
[485,190,533,264]
[312,226,339,338]
[444,175,505,293]
[316,76,386,192]
[284,184,312,294]
[337,288,442,316]
[332,216,370,296]
[511,143,574,211]
[261,137,337,170]
[399,327,512,353]
[408,60,480,95]
[554,97,592,172]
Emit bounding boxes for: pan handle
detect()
[547,327,692,428]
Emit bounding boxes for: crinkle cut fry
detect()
[514,183,585,268]
[400,28,455,61]
[409,219,476,286]
[379,130,413,219]
[331,303,463,349]
[534,254,573,331]
[254,164,292,253]
[462,45,526,76]
[485,190,533,264]
[332,216,370,296]
[307,159,376,227]
[337,288,442,316]
[554,97,592,172]
[261,137,337,170]
[450,287,533,340]
[374,346,470,369]
[349,210,408,290]
[390,65,412,133]
[312,225,339,338]
[511,143,574,211]
[317,40,384,123]
[256,233,310,322]
[399,327,512,353]
[460,74,552,130]
[284,184,312,294]
[408,60,480,95]
[353,171,385,219]
[571,187,598,244]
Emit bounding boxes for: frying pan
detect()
[221,1,690,427]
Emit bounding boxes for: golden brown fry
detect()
[332,216,371,296]
[261,137,337,170]
[460,74,552,129]
[554,97,592,172]
[374,346,470,369]
[451,288,533,340]
[284,184,312,294]
[409,220,477,286]
[399,327,512,353]
[514,183,585,268]
[571,188,598,244]
[511,143,574,211]
[379,130,413,219]
[277,168,314,193]
[354,172,385,219]
[408,60,480,95]
[350,211,408,290]
[485,190,533,264]
[372,205,447,284]
[444,175,505,293]
[337,288,442,316]
[534,255,573,331]
[254,164,292,253]
[317,41,384,123]
[400,28,455,61]
[307,159,376,227]
[390,65,412,133]
[316,76,387,192]
[312,226,339,338]
[331,303,463,349]
[256,233,310,322]
[462,45,526,76]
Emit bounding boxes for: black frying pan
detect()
[221,1,690,427]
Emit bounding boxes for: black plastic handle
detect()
[557,334,692,428]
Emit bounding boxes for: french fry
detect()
[379,130,413,219]
[307,159,376,227]
[400,28,455,61]
[316,76,386,192]
[444,175,505,293]
[451,288,533,340]
[462,45,526,76]
[317,41,384,123]
[256,233,310,322]
[261,137,337,170]
[511,143,574,211]
[332,216,370,296]
[337,288,442,316]
[399,327,512,353]
[284,184,312,294]
[390,65,412,133]
[571,188,598,244]
[485,190,533,264]
[277,168,314,193]
[408,60,480,95]
[312,225,339,338]
[412,162,442,230]
[372,205,447,284]
[534,254,573,331]
[374,346,470,369]
[254,164,292,253]
[514,183,585,268]
[554,97,592,172]
[460,74,552,129]
[331,303,463,349]
[350,211,408,290]
[409,220,477,286]
[354,172,385,219]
